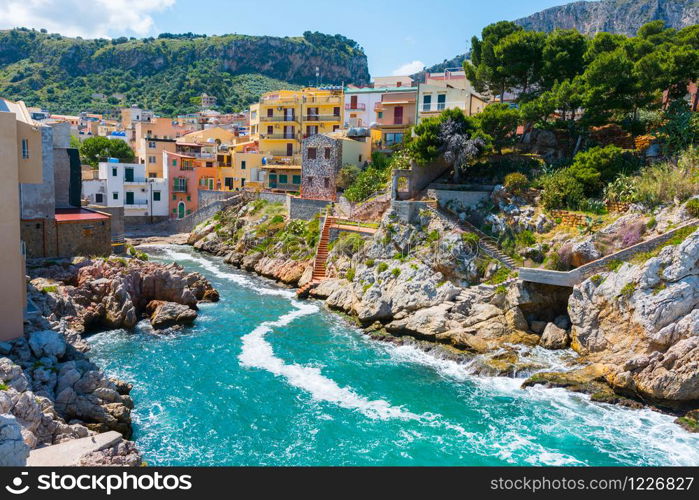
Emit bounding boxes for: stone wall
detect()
[198,189,235,210]
[427,188,491,210]
[89,206,125,254]
[20,126,55,219]
[288,196,331,220]
[259,192,288,204]
[20,219,57,259]
[392,158,450,201]
[56,217,112,257]
[391,200,433,224]
[301,135,341,201]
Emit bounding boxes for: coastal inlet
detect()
[87,245,699,466]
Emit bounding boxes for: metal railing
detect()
[124,199,149,206]
[345,103,366,111]
[260,115,299,122]
[304,114,341,122]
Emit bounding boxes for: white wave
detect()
[238,301,423,421]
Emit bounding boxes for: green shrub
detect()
[365,259,375,267]
[377,262,388,273]
[391,268,401,278]
[344,167,390,202]
[345,267,356,281]
[426,230,440,243]
[41,285,58,294]
[362,283,372,293]
[515,230,536,248]
[0,383,9,391]
[646,216,657,230]
[461,232,480,248]
[619,282,636,298]
[336,164,361,190]
[541,169,586,210]
[590,274,605,286]
[332,233,365,257]
[685,198,699,218]
[504,172,529,195]
[606,259,623,272]
[487,267,511,285]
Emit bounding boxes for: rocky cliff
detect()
[0,30,369,115]
[515,0,699,36]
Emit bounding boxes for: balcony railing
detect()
[261,134,301,140]
[304,114,341,122]
[124,199,149,206]
[260,115,299,122]
[123,177,147,184]
[345,103,366,111]
[172,186,188,193]
[303,96,342,104]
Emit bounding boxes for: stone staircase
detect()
[297,214,336,298]
[430,206,517,270]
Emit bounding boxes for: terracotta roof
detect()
[55,208,110,223]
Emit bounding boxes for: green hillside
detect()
[0,29,370,115]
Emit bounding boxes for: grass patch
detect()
[618,282,636,298]
[391,268,401,278]
[589,274,605,286]
[0,382,9,391]
[41,285,58,294]
[606,259,623,272]
[377,262,388,273]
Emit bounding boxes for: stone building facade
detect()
[300,134,342,201]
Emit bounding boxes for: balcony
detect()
[265,154,302,166]
[304,114,342,122]
[123,177,147,184]
[345,103,366,111]
[172,186,188,193]
[303,95,342,105]
[261,134,301,140]
[124,199,149,206]
[260,115,299,123]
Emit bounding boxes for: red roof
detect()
[55,208,110,223]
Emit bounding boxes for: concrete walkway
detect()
[27,431,123,466]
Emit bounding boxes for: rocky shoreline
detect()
[185,198,699,431]
[0,256,219,466]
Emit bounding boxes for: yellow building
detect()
[216,148,265,191]
[0,98,44,340]
[250,88,343,191]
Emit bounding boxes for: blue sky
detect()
[1,0,570,76]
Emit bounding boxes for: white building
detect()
[82,161,169,219]
[344,88,385,128]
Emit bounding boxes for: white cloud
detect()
[0,0,175,38]
[391,60,425,76]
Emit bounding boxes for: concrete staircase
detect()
[297,214,335,298]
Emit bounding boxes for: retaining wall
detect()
[288,197,331,220]
[427,188,491,210]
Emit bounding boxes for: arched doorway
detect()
[177,201,186,219]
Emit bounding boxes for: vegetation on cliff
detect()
[0,29,369,115]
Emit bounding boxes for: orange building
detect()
[163,148,218,219]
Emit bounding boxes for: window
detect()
[307,176,313,185]
[333,106,340,116]
[225,177,234,190]
[377,111,383,119]
[292,175,301,185]
[267,108,274,117]
[149,173,156,178]
[267,125,274,135]
[241,160,246,170]
[423,94,432,111]
[112,167,118,177]
[149,156,156,164]
[324,177,330,188]
[385,133,405,146]
[358,154,362,162]
[306,125,318,136]
[279,174,288,184]
[171,159,177,167]
[95,193,103,203]
[307,147,316,159]
[173,178,187,192]
[112,192,119,200]
[437,94,446,110]
[21,139,29,159]
[333,125,340,132]
[324,148,331,159]
[394,106,404,125]
[153,191,161,201]
[148,141,156,148]
[125,191,134,205]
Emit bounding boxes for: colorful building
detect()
[416,69,488,123]
[249,88,344,192]
[374,87,418,148]
[163,148,218,219]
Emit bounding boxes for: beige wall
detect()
[141,139,176,178]
[0,111,35,340]
[340,138,371,167]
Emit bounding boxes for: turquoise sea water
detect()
[86,245,699,466]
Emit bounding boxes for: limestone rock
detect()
[147,301,197,330]
[540,323,570,349]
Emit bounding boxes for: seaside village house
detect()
[416,69,489,123]
[82,160,169,225]
[216,140,265,191]
[300,129,371,201]
[0,99,44,340]
[249,88,344,192]
[17,111,112,260]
